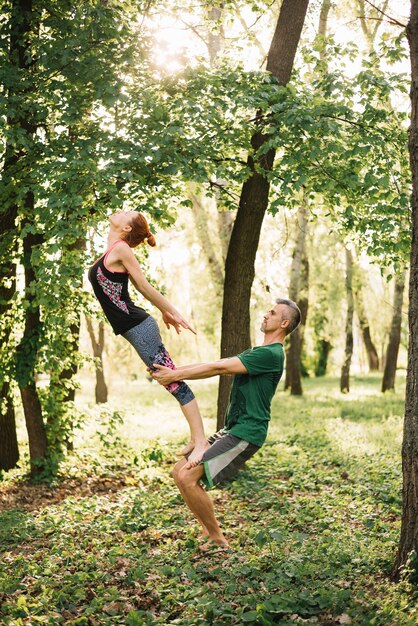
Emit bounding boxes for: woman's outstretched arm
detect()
[118,244,196,334]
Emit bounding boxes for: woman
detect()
[88,210,208,466]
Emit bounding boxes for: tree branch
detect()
[233,1,266,58]
[363,0,407,28]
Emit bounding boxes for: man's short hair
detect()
[276,298,301,335]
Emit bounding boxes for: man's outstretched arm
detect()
[150,357,247,385]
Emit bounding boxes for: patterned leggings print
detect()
[122,316,195,406]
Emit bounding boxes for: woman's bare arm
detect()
[117,245,196,334]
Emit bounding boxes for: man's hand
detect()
[149,356,247,384]
[161,310,196,335]
[150,363,179,385]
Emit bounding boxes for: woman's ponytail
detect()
[124,213,156,248]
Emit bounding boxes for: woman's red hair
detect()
[123,212,156,248]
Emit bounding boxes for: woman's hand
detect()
[162,310,196,335]
[116,246,197,334]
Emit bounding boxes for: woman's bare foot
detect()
[186,440,210,468]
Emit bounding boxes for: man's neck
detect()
[262,331,286,346]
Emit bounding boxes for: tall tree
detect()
[16,217,48,476]
[283,0,332,395]
[0,0,31,472]
[382,272,406,392]
[216,0,310,427]
[189,189,225,299]
[318,0,332,45]
[0,0,149,477]
[393,0,417,577]
[353,261,380,371]
[207,5,224,64]
[284,198,309,395]
[86,318,108,404]
[187,6,232,303]
[340,248,354,393]
[0,0,47,476]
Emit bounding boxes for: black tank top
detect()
[88,241,149,335]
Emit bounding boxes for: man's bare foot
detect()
[185,441,210,468]
[199,538,230,552]
[176,440,194,457]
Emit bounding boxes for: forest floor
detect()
[1,374,416,626]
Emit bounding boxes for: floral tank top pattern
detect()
[96,266,129,314]
[88,241,149,336]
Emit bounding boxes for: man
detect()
[151,298,301,549]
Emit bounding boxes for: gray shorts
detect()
[199,430,260,489]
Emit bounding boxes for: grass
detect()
[1,374,416,626]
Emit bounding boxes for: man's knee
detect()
[172,460,187,485]
[174,468,189,490]
[172,467,194,490]
[171,464,181,484]
[179,465,204,490]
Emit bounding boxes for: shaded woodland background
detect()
[0,0,410,477]
[3,0,418,623]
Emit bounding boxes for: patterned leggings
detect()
[122,316,195,406]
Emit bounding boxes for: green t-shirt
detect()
[224,343,284,447]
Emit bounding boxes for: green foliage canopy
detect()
[0,1,410,474]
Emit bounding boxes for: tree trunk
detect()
[216,0,310,428]
[48,237,86,451]
[0,383,19,471]
[284,200,309,395]
[86,318,108,404]
[0,199,19,471]
[382,273,406,392]
[315,340,332,377]
[361,325,380,370]
[353,264,380,371]
[191,10,232,295]
[57,238,86,404]
[189,190,224,297]
[9,0,47,477]
[393,2,418,577]
[16,217,48,477]
[207,6,224,64]
[340,248,354,393]
[58,319,81,407]
[308,0,333,382]
[318,0,332,43]
[0,193,19,471]
[206,6,234,268]
[57,315,81,453]
[217,209,234,263]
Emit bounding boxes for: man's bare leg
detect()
[178,399,209,467]
[172,460,228,547]
[172,459,210,537]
